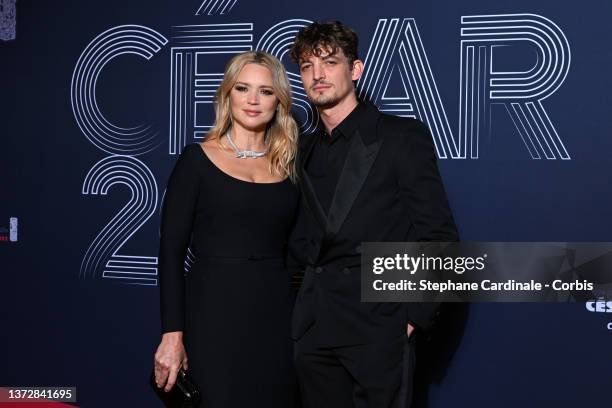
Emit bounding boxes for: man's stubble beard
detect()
[304,66,358,109]
[308,90,341,109]
[308,86,354,110]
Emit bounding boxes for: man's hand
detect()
[406,323,415,338]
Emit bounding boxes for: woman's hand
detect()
[154,331,188,392]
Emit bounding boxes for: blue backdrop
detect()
[1,0,612,406]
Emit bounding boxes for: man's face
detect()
[298,46,363,109]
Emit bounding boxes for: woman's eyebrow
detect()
[235,81,273,87]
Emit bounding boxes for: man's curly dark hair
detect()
[289,21,359,66]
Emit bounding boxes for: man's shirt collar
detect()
[318,101,366,144]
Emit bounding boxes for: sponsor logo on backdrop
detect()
[0,0,16,41]
[585,299,612,331]
[0,217,17,242]
[586,299,612,313]
[70,9,572,284]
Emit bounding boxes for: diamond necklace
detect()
[225,132,266,159]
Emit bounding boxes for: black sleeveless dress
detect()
[158,143,299,407]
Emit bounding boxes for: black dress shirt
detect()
[305,102,367,214]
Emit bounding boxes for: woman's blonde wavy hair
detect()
[206,51,298,182]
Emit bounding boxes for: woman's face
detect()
[229,63,279,133]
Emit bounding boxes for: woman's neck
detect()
[228,124,266,151]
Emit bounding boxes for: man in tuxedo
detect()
[287,21,459,408]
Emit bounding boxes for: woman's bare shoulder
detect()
[201,138,223,150]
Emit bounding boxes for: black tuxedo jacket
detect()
[288,102,459,347]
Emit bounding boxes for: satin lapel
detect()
[325,130,381,238]
[298,134,327,230]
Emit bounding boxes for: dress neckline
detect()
[195,143,289,186]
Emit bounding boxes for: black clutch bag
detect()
[150,368,201,408]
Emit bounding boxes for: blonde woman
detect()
[154,51,299,407]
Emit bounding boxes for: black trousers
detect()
[295,326,415,408]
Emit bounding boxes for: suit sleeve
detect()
[394,119,459,332]
[286,136,311,279]
[395,119,459,243]
[158,144,200,334]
